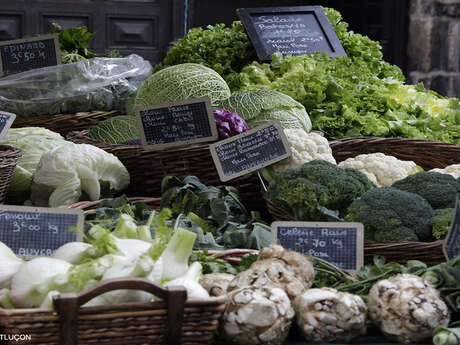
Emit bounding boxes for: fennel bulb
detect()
[0,242,24,288]
[10,257,72,308]
[156,228,197,281]
[165,262,209,299]
[52,242,97,264]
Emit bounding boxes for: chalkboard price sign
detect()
[443,196,460,260]
[0,34,61,77]
[0,111,16,140]
[272,221,364,271]
[0,205,83,258]
[136,97,218,150]
[238,6,346,61]
[209,120,291,182]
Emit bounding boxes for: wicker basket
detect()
[0,277,226,345]
[0,145,22,204]
[12,110,121,136]
[264,137,460,266]
[329,136,460,169]
[67,130,262,201]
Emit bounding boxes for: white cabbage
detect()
[31,143,130,207]
[0,127,71,204]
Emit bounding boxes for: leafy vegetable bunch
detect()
[51,23,121,63]
[160,176,271,250]
[153,21,257,80]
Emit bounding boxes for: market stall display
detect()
[0,3,459,345]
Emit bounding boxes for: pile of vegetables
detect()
[87,107,249,145]
[155,7,460,145]
[0,127,130,207]
[266,151,460,242]
[200,245,459,345]
[0,209,208,309]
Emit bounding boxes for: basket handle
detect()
[53,277,187,345]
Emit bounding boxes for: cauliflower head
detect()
[262,129,336,183]
[338,153,421,187]
[276,129,336,172]
[430,164,460,179]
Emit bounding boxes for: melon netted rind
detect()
[134,63,231,107]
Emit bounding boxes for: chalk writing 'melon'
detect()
[215,124,286,176]
[277,226,358,270]
[0,210,79,257]
[140,102,212,145]
[0,35,60,76]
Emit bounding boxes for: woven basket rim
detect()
[0,144,23,154]
[0,294,227,314]
[13,109,121,120]
[67,129,212,152]
[66,197,161,210]
[329,136,460,147]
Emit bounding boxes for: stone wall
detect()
[408,0,460,97]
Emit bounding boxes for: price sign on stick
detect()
[238,6,346,61]
[443,196,460,260]
[0,111,15,140]
[272,221,364,271]
[0,205,83,258]
[209,120,291,182]
[0,34,61,76]
[136,97,218,150]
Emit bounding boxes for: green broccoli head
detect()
[268,177,331,220]
[392,171,460,209]
[346,187,434,242]
[267,160,375,220]
[430,208,454,240]
[298,160,375,211]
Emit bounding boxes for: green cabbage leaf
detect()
[88,115,139,144]
[135,63,231,107]
[219,89,312,131]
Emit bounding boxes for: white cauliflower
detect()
[338,153,421,187]
[430,164,460,178]
[277,129,336,170]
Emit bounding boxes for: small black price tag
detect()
[0,111,15,140]
[443,196,460,260]
[209,120,291,182]
[0,34,61,77]
[0,205,83,259]
[238,6,346,61]
[272,221,364,271]
[136,97,218,150]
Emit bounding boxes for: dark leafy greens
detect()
[160,176,271,250]
[50,23,121,63]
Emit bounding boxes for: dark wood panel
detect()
[0,0,185,66]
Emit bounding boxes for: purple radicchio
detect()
[213,108,249,139]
